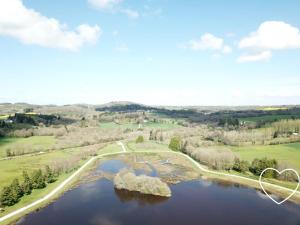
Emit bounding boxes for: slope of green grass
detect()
[231,142,300,171]
[0,136,56,157]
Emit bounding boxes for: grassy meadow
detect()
[0,136,56,158]
[231,142,300,172]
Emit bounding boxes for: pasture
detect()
[231,142,300,172]
[0,136,56,158]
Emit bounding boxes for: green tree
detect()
[11,178,23,199]
[149,130,154,140]
[44,166,56,183]
[250,157,278,178]
[6,149,12,157]
[22,171,32,195]
[168,136,182,151]
[31,169,46,189]
[233,158,249,173]
[135,135,144,143]
[0,186,18,206]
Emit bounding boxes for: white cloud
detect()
[238,21,300,62]
[0,0,101,51]
[88,0,122,10]
[120,8,139,19]
[88,0,139,19]
[239,21,300,50]
[237,51,272,63]
[186,33,232,54]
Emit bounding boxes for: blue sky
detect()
[1,0,300,106]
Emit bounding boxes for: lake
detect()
[17,160,300,225]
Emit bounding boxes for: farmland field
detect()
[0,136,56,158]
[231,143,300,171]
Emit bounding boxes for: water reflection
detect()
[17,160,300,225]
[114,188,168,205]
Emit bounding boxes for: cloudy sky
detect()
[1,0,300,106]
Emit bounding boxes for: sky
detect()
[1,0,300,106]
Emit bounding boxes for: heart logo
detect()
[259,168,300,205]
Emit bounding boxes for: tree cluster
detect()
[135,135,144,143]
[149,130,163,142]
[0,167,57,207]
[250,158,278,178]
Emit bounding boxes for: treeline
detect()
[170,137,298,182]
[271,119,300,136]
[0,166,57,207]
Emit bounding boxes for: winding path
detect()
[1,141,300,223]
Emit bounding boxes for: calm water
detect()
[17,160,300,225]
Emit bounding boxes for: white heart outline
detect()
[259,168,300,205]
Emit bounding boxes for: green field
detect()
[99,121,180,130]
[0,136,56,157]
[0,115,9,120]
[231,142,300,172]
[240,114,300,122]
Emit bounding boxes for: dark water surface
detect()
[17,160,300,225]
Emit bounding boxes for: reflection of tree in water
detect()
[211,179,244,189]
[114,188,169,206]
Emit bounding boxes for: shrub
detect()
[22,171,32,195]
[250,157,278,178]
[0,186,18,206]
[233,158,249,173]
[31,169,46,189]
[135,136,144,143]
[44,166,57,183]
[169,136,182,151]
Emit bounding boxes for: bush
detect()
[44,166,57,183]
[169,136,182,151]
[135,135,144,143]
[0,186,18,206]
[22,171,32,195]
[31,169,46,189]
[250,157,278,178]
[233,158,249,173]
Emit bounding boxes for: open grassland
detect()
[0,115,9,120]
[0,150,74,190]
[0,172,70,219]
[241,114,300,122]
[0,143,109,190]
[99,121,180,130]
[0,136,56,158]
[231,142,300,171]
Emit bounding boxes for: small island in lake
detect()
[113,170,172,197]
